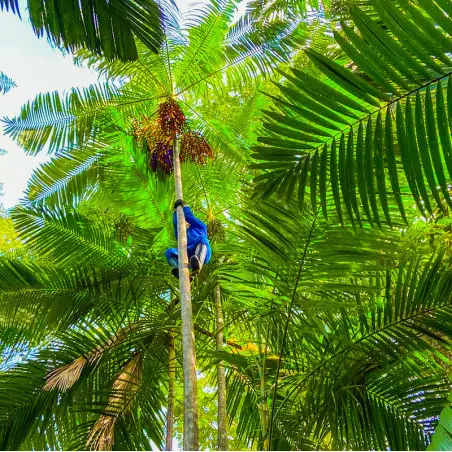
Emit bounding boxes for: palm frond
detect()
[222,11,313,86]
[0,0,19,14]
[254,0,452,226]
[0,310,169,450]
[428,392,452,451]
[269,254,452,448]
[1,84,148,154]
[26,0,163,61]
[43,357,88,392]
[0,258,156,351]
[246,0,332,20]
[98,140,174,230]
[11,205,126,267]
[173,0,238,93]
[0,72,15,94]
[87,353,143,450]
[43,321,143,393]
[0,362,61,450]
[25,145,101,207]
[176,7,313,97]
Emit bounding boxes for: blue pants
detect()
[165,236,211,268]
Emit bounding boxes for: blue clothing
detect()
[165,206,212,268]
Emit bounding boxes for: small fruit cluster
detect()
[207,218,225,242]
[181,131,214,166]
[114,214,134,243]
[157,98,186,136]
[132,99,214,174]
[150,141,173,173]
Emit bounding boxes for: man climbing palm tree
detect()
[165,200,211,279]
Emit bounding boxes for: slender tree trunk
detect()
[166,327,175,451]
[259,376,270,451]
[173,135,199,451]
[215,285,228,451]
[257,336,269,451]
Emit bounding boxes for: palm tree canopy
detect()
[1,0,452,450]
[255,0,452,227]
[2,0,309,158]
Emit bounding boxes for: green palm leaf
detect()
[11,205,127,267]
[0,71,15,94]
[428,393,452,451]
[1,0,163,61]
[254,0,452,226]
[1,84,127,155]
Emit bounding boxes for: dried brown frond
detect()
[43,356,87,392]
[108,353,143,415]
[44,326,135,393]
[115,353,143,388]
[86,415,115,451]
[86,354,143,451]
[87,325,134,366]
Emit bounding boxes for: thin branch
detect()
[195,165,211,213]
[268,217,317,447]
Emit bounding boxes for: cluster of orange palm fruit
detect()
[132,98,213,173]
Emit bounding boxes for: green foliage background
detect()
[2,0,452,450]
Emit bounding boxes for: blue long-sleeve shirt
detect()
[172,206,212,262]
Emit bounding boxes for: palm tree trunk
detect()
[260,374,270,450]
[257,331,269,451]
[173,135,199,450]
[166,327,175,451]
[215,285,228,451]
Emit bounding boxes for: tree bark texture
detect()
[215,285,228,451]
[166,328,175,451]
[259,366,270,451]
[173,135,199,450]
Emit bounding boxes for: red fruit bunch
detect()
[180,131,214,165]
[132,99,213,174]
[151,141,174,174]
[157,98,186,136]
